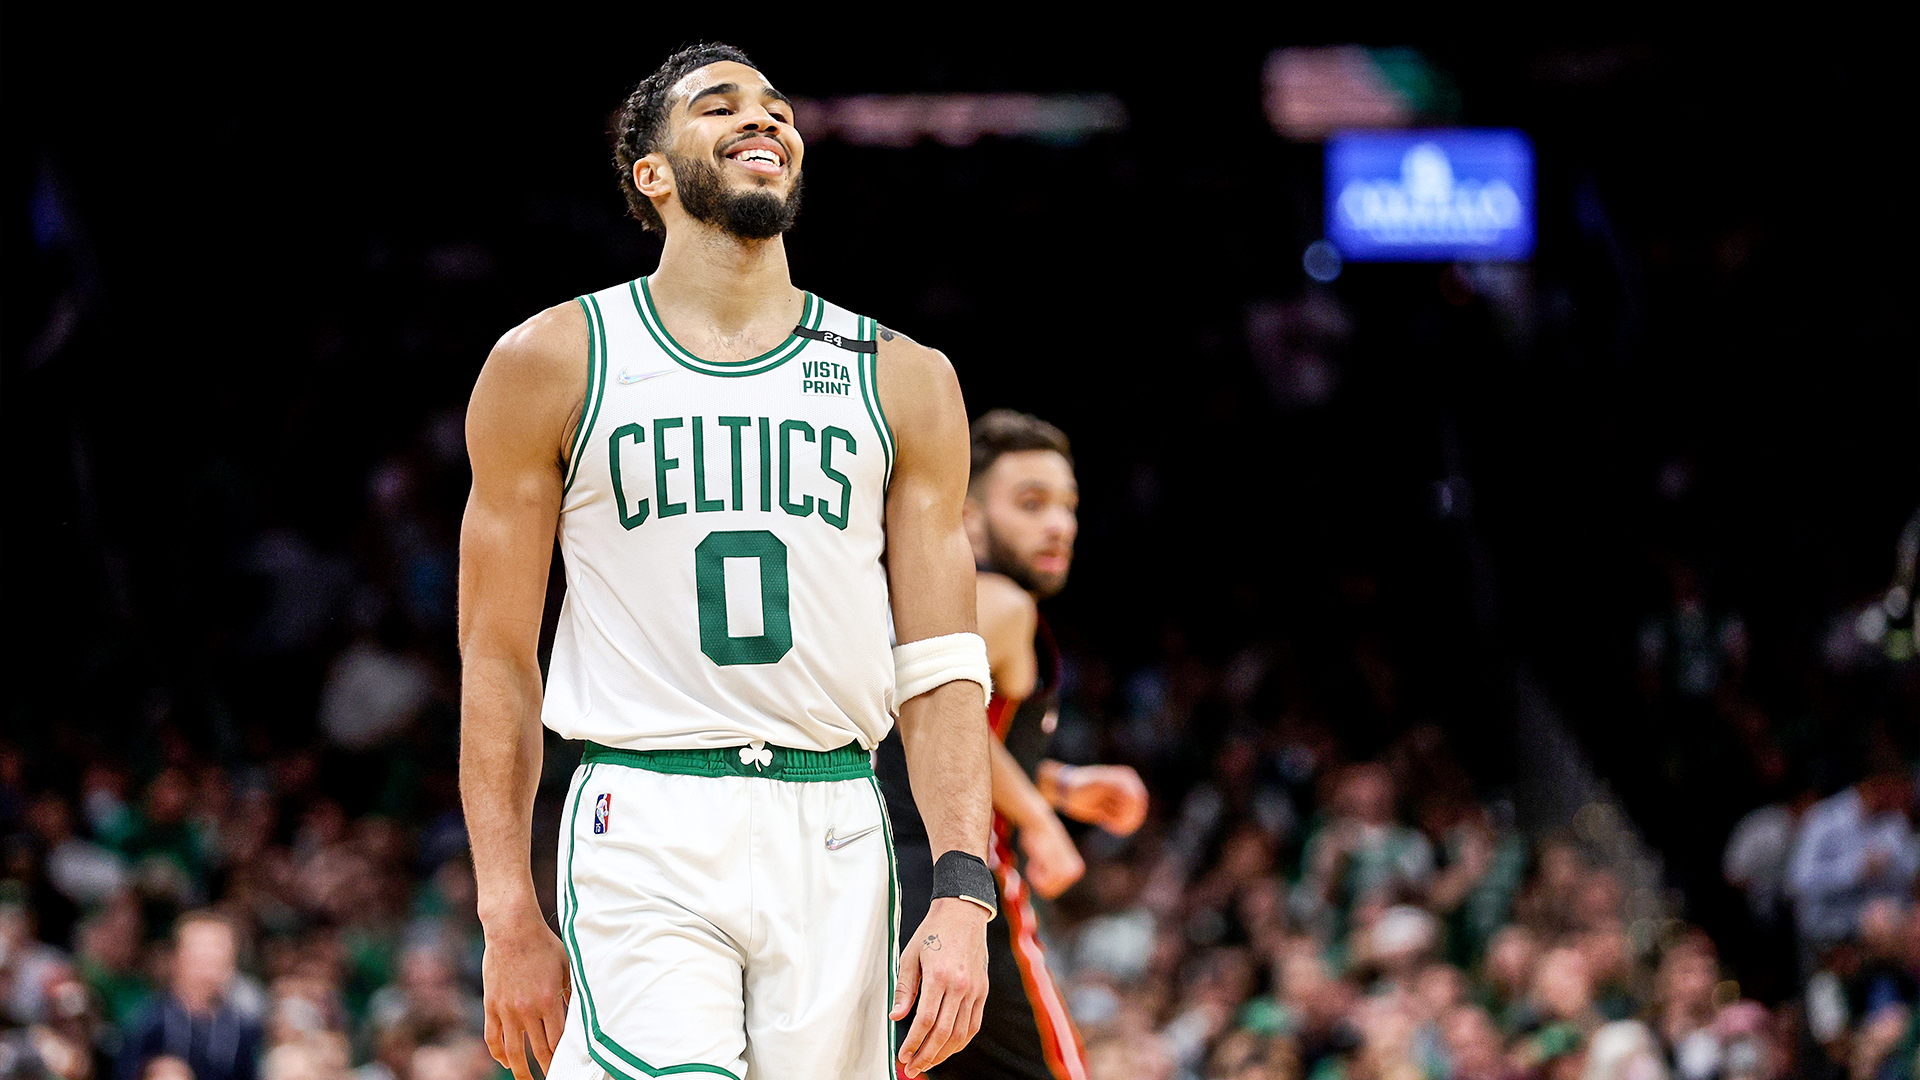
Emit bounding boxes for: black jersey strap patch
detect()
[791,324,878,353]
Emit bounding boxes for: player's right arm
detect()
[875,332,993,1078]
[458,301,588,1080]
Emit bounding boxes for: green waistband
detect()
[581,740,873,782]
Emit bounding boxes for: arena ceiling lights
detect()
[792,94,1127,148]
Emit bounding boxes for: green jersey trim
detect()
[630,277,821,378]
[563,294,612,496]
[582,740,873,781]
[854,316,895,488]
[562,764,744,1080]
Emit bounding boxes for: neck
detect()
[649,222,796,339]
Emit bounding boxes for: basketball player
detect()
[877,410,1149,1080]
[458,44,993,1080]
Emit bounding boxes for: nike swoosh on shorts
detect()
[824,824,882,850]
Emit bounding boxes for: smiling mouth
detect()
[724,141,786,176]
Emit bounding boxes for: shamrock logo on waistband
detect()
[740,741,773,770]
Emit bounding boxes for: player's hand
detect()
[1055,764,1149,837]
[481,909,571,1080]
[1019,814,1085,899]
[892,896,990,1077]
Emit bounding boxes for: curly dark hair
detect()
[970,409,1074,486]
[613,42,759,233]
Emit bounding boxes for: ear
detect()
[633,155,672,201]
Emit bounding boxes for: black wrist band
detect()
[931,850,997,917]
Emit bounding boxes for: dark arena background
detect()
[6,20,1917,1080]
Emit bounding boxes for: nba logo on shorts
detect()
[594,793,611,834]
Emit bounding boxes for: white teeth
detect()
[732,149,779,166]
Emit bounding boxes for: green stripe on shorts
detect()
[582,740,873,782]
[564,764,743,1080]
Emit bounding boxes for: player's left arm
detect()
[877,330,992,1078]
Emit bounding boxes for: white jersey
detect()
[542,276,897,752]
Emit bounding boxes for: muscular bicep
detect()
[878,337,976,643]
[458,465,561,663]
[458,303,588,664]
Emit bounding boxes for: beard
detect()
[982,525,1068,599]
[670,149,803,241]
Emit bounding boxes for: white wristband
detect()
[892,632,992,711]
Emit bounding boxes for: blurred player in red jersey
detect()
[878,409,1148,1080]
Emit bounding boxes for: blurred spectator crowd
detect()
[2,414,497,1080]
[5,649,1915,1080]
[1044,727,1917,1080]
[1,750,494,1080]
[7,712,1916,1080]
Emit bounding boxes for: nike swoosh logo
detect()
[616,368,674,385]
[825,824,882,851]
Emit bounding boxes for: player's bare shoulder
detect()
[874,324,966,455]
[468,301,592,472]
[975,572,1037,635]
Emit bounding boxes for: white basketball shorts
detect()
[546,741,898,1080]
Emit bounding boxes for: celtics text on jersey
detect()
[542,278,900,754]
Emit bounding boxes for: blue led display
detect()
[1327,130,1534,261]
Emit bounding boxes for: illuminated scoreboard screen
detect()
[1326,129,1535,262]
